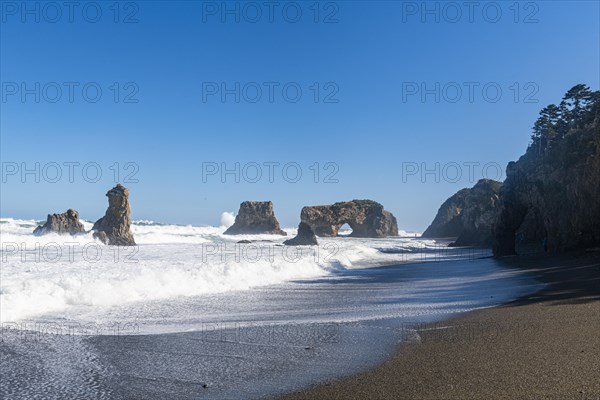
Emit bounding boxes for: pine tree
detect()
[531,104,561,153]
[529,85,599,157]
[561,84,594,127]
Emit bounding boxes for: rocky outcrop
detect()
[493,131,600,255]
[92,184,136,245]
[422,179,502,247]
[493,85,600,256]
[300,200,398,238]
[224,201,286,235]
[284,222,318,246]
[33,209,85,236]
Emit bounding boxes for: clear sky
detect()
[1,0,599,230]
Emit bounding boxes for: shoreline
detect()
[281,251,600,400]
[1,252,539,399]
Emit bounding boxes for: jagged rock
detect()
[94,231,109,244]
[224,201,286,235]
[422,179,502,247]
[92,184,136,246]
[33,209,85,236]
[493,86,600,256]
[300,200,398,238]
[284,222,318,246]
[493,129,600,255]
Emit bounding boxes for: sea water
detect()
[0,218,542,399]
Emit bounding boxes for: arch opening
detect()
[338,223,353,236]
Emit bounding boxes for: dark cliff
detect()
[493,84,600,256]
[422,179,503,247]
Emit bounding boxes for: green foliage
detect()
[528,84,599,156]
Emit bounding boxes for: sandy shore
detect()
[281,252,600,400]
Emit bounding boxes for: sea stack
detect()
[422,179,502,247]
[92,184,136,245]
[224,201,287,235]
[33,209,85,236]
[301,200,398,238]
[284,222,318,246]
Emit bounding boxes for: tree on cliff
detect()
[531,104,561,153]
[530,84,599,154]
[495,83,600,256]
[560,84,595,127]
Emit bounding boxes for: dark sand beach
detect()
[282,252,600,400]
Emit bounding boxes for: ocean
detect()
[0,218,542,399]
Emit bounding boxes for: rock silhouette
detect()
[92,184,136,246]
[301,200,398,238]
[422,179,502,247]
[284,222,318,246]
[493,136,600,255]
[493,85,600,256]
[33,209,85,236]
[224,201,286,235]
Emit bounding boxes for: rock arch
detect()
[300,200,398,238]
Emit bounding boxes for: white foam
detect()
[0,217,463,324]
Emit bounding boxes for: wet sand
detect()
[282,252,600,400]
[3,255,538,399]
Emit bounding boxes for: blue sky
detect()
[1,1,599,230]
